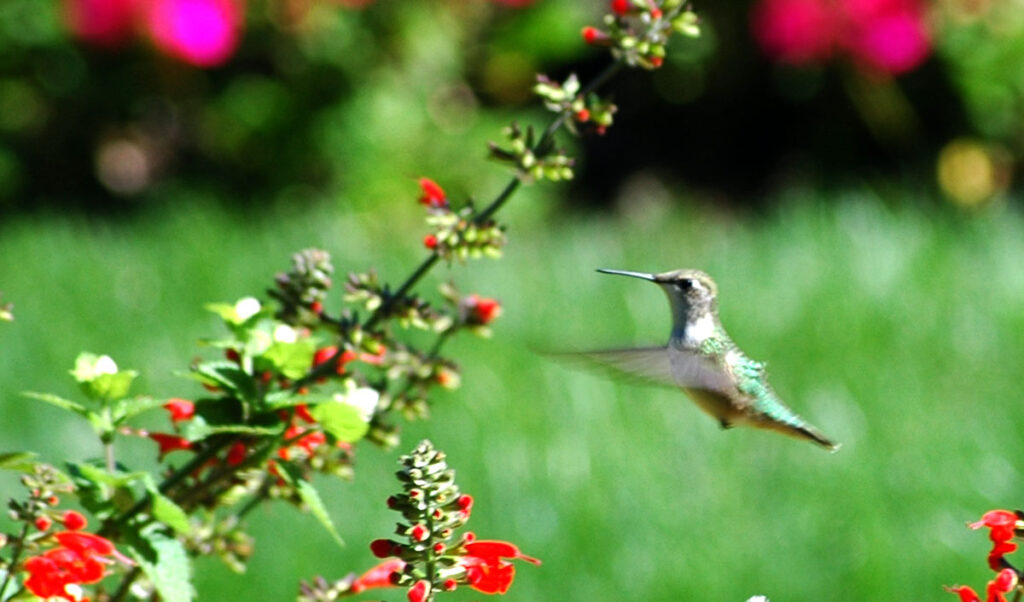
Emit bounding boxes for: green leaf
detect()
[0,451,38,472]
[262,338,316,380]
[148,491,191,535]
[181,418,282,441]
[205,297,262,326]
[310,402,369,443]
[190,361,256,402]
[112,396,167,422]
[278,462,344,546]
[125,524,193,602]
[22,391,90,418]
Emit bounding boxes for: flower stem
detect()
[0,523,29,601]
[108,566,142,602]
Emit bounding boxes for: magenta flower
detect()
[750,0,836,65]
[144,0,243,67]
[62,0,138,47]
[840,0,931,74]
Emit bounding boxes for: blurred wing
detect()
[545,346,677,388]
[667,348,738,396]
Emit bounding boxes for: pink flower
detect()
[62,0,138,47]
[839,0,930,74]
[750,0,836,65]
[144,0,243,67]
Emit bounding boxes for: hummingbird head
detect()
[597,267,718,324]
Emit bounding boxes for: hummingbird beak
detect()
[596,268,658,282]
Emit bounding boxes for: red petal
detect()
[55,532,115,557]
[350,558,404,593]
[945,585,981,602]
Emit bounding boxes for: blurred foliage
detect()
[3,0,1024,214]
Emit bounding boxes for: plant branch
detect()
[0,523,29,601]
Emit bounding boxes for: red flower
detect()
[970,510,1020,543]
[581,26,607,45]
[946,569,1020,602]
[23,531,123,601]
[350,558,404,594]
[407,579,431,602]
[312,346,357,375]
[466,295,501,325]
[163,398,195,423]
[460,540,541,595]
[62,511,88,531]
[423,234,438,250]
[418,178,447,208]
[35,516,52,531]
[148,433,192,459]
[226,441,247,466]
[279,424,326,460]
[610,0,631,15]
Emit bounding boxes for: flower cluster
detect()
[582,0,700,70]
[416,179,508,260]
[299,440,539,601]
[271,248,334,327]
[750,0,931,75]
[489,122,575,183]
[4,471,131,602]
[946,510,1024,602]
[62,0,243,67]
[534,74,618,136]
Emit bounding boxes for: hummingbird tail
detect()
[797,425,840,452]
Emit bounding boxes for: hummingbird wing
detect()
[547,346,677,388]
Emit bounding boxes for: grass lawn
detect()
[1,192,1021,600]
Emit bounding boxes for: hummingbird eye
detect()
[677,279,692,291]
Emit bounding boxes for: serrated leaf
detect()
[126,525,193,602]
[0,451,38,472]
[310,402,369,443]
[278,462,343,546]
[181,419,282,440]
[22,391,90,418]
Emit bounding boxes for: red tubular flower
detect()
[423,234,438,250]
[148,433,192,459]
[945,585,981,602]
[460,540,541,595]
[987,568,1019,602]
[35,516,52,531]
[350,558,405,594]
[407,579,431,602]
[970,510,1020,543]
[23,531,124,601]
[163,398,195,423]
[370,538,398,559]
[418,178,447,208]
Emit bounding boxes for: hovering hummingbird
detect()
[575,268,838,451]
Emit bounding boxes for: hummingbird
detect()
[576,267,838,451]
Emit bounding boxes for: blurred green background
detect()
[3,0,1024,600]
